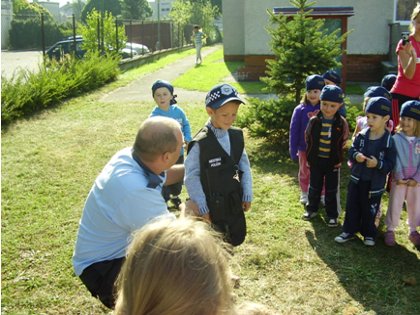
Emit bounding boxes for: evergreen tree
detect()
[262,0,347,103]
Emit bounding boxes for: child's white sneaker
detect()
[364,237,375,246]
[299,192,308,205]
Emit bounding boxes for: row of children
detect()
[290,71,420,247]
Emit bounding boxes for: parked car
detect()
[122,42,150,58]
[46,37,85,60]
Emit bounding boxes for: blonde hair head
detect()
[409,3,420,33]
[396,117,420,137]
[114,217,234,315]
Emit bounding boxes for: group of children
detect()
[290,70,420,247]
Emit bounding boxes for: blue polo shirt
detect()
[72,147,175,276]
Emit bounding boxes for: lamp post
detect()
[157,0,161,50]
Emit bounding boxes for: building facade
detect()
[222,0,414,83]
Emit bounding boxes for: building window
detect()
[394,0,417,24]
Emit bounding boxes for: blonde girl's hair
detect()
[114,217,234,315]
[409,3,420,33]
[396,117,420,137]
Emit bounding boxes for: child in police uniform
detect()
[335,96,397,246]
[184,83,253,246]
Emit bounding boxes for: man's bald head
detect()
[133,117,182,162]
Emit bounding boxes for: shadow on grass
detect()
[305,217,420,314]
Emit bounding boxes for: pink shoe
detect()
[408,231,420,246]
[384,231,396,246]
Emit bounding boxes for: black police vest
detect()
[188,126,246,246]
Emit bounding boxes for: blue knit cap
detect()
[365,96,392,117]
[380,74,397,92]
[364,86,392,100]
[320,85,344,103]
[400,100,420,121]
[305,74,325,91]
[322,70,341,85]
[151,80,177,104]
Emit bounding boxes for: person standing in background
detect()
[192,25,206,65]
[391,3,420,127]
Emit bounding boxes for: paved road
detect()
[1,51,44,79]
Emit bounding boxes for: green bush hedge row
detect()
[1,54,120,127]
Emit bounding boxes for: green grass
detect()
[173,47,267,94]
[2,47,419,315]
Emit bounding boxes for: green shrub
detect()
[1,54,119,127]
[237,95,295,147]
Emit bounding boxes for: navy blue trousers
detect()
[343,180,381,238]
[307,159,339,219]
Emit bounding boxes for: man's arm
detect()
[165,164,184,186]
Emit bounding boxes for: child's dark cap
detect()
[322,70,341,85]
[365,96,392,117]
[152,80,174,96]
[400,100,420,121]
[205,84,245,109]
[380,74,397,92]
[320,85,344,103]
[364,86,391,100]
[305,74,325,91]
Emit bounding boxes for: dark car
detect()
[46,37,85,60]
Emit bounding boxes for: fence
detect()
[7,12,194,60]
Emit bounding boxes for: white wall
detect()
[224,0,395,56]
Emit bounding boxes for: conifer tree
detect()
[262,0,347,103]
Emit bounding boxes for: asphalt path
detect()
[1,51,44,79]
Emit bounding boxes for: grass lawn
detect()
[2,47,419,314]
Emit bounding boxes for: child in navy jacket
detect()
[335,97,397,246]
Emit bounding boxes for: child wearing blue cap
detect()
[322,70,346,117]
[302,85,349,226]
[335,96,397,246]
[290,74,325,205]
[384,100,420,247]
[150,79,192,209]
[184,83,253,246]
[352,86,394,140]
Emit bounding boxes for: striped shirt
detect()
[318,118,333,158]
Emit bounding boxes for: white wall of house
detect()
[148,0,175,20]
[223,0,395,56]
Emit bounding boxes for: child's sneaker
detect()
[334,232,354,243]
[384,231,396,246]
[364,237,375,246]
[327,218,338,227]
[302,210,318,221]
[299,192,308,205]
[408,231,420,246]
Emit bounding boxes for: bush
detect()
[1,54,120,127]
[237,96,295,147]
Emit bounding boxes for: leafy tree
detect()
[121,0,152,20]
[81,0,121,22]
[71,0,86,22]
[170,0,220,44]
[10,0,62,49]
[79,9,126,55]
[262,0,347,103]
